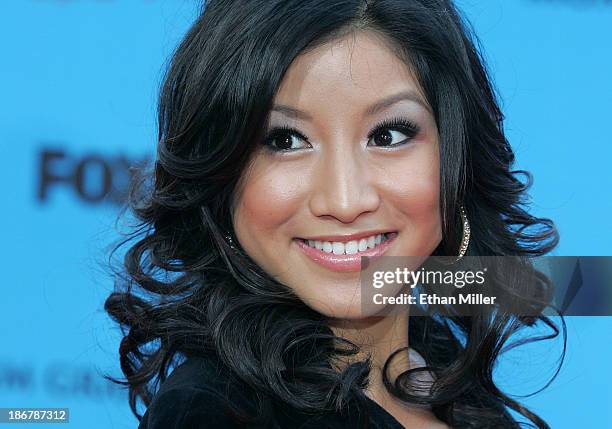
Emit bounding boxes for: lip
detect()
[294,232,398,272]
[299,229,394,243]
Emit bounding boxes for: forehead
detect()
[273,30,424,111]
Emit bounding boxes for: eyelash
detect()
[367,117,420,147]
[262,125,310,152]
[262,117,420,152]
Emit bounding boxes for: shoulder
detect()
[137,355,255,429]
[138,386,242,429]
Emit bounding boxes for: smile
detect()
[294,231,398,272]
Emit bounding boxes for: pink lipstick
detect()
[294,231,398,272]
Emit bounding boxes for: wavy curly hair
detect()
[104,0,565,427]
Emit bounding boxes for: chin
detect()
[298,291,393,320]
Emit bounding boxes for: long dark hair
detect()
[104,0,565,427]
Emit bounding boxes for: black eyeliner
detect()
[367,116,420,146]
[262,124,309,152]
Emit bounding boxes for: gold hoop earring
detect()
[455,205,470,262]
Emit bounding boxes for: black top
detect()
[137,352,407,429]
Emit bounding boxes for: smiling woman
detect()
[104,1,563,428]
[232,31,442,320]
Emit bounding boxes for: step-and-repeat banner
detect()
[1,1,610,428]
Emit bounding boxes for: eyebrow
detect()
[270,90,430,121]
[365,90,430,116]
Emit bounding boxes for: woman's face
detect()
[232,31,442,319]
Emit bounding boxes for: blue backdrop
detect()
[1,1,610,427]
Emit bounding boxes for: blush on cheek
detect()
[232,167,310,285]
[412,187,441,232]
[391,176,439,212]
[235,162,308,238]
[242,185,300,229]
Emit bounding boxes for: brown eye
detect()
[263,126,311,152]
[371,129,411,146]
[367,117,420,147]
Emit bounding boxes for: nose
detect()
[309,142,381,223]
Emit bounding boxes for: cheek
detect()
[233,159,307,242]
[385,146,440,212]
[380,144,442,246]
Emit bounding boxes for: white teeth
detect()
[345,240,359,255]
[304,233,392,255]
[358,239,368,252]
[332,242,345,255]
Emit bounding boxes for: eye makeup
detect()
[366,116,420,147]
[261,115,421,152]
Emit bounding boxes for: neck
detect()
[327,311,442,427]
[328,310,412,386]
